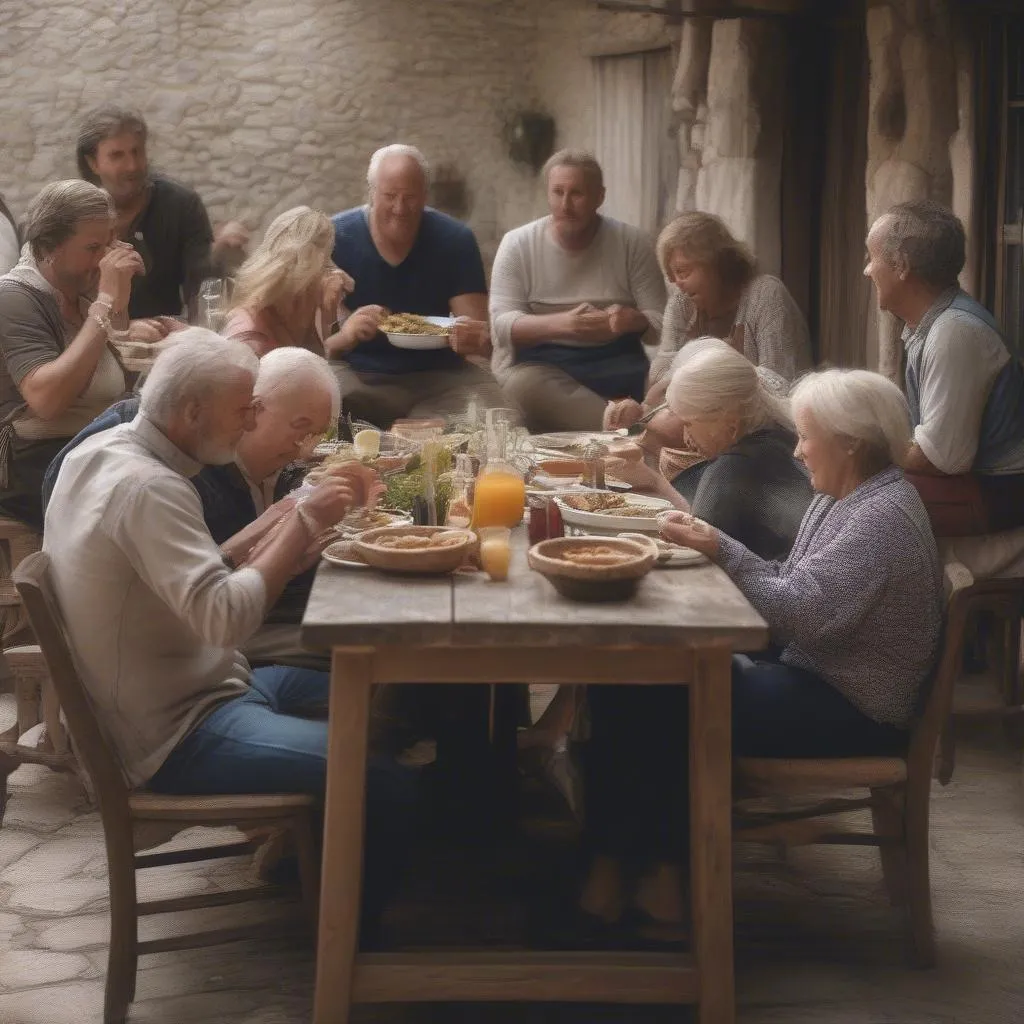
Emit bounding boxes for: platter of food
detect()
[320,539,371,570]
[555,491,674,535]
[380,313,455,350]
[528,431,621,457]
[335,507,412,536]
[308,429,419,480]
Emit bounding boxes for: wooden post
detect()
[690,646,734,1024]
[313,648,372,1024]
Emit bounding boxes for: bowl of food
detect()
[555,491,674,535]
[527,535,658,601]
[354,525,476,574]
[380,313,454,351]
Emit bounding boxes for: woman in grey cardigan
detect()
[578,368,943,943]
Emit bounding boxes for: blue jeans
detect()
[149,665,419,937]
[583,656,908,862]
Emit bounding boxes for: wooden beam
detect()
[352,952,697,1004]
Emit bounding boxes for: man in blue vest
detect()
[864,199,1024,537]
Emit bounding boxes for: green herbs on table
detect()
[383,446,454,521]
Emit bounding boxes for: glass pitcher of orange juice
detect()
[472,412,526,529]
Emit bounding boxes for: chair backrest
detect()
[13,550,131,811]
[0,517,41,643]
[908,567,1024,772]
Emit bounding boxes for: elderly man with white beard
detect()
[43,330,416,933]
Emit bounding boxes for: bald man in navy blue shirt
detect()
[327,146,505,426]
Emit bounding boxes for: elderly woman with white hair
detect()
[223,206,354,358]
[522,342,811,759]
[607,338,811,559]
[576,368,943,944]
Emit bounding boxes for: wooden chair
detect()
[14,551,321,1024]
[0,517,85,821]
[733,565,992,968]
[937,575,1024,783]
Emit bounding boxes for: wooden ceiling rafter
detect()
[594,0,822,18]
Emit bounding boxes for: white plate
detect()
[529,431,619,451]
[384,316,454,350]
[321,540,371,570]
[555,493,674,535]
[620,532,706,567]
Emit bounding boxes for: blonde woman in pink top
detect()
[224,206,354,358]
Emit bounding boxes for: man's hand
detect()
[338,305,386,348]
[213,221,250,257]
[603,398,642,431]
[904,442,945,476]
[659,511,718,558]
[301,464,384,533]
[449,318,491,357]
[606,304,646,336]
[225,497,297,567]
[561,303,617,344]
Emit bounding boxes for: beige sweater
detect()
[489,216,666,379]
[650,275,812,385]
[45,414,266,786]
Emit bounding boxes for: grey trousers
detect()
[332,360,506,428]
[500,363,608,433]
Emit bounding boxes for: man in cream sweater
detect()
[490,151,666,432]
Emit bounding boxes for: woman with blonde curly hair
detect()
[224,206,354,358]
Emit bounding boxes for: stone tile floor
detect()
[0,694,1022,1024]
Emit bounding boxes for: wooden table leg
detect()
[313,648,372,1024]
[690,647,735,1024]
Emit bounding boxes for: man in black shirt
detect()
[76,106,249,319]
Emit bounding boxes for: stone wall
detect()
[668,17,786,278]
[1,0,652,270]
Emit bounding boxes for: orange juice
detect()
[478,527,512,581]
[472,469,525,528]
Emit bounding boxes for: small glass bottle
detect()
[443,453,475,528]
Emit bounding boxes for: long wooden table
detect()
[301,533,767,1024]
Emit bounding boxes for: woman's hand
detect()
[320,267,355,317]
[604,455,662,492]
[126,318,171,344]
[98,242,146,314]
[604,398,643,431]
[658,511,719,559]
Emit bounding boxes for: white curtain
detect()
[595,50,678,234]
